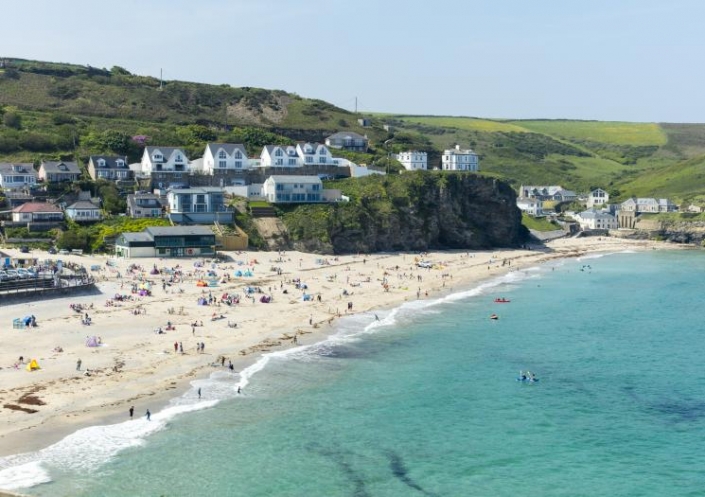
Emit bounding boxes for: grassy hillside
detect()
[2,57,705,203]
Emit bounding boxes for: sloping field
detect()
[511,120,667,146]
[397,116,529,133]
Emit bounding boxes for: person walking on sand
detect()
[146,409,151,421]
[76,358,82,371]
[198,387,201,399]
[129,406,134,418]
[174,341,178,353]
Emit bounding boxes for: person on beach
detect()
[129,406,134,418]
[146,409,151,421]
[198,388,201,399]
[76,358,82,371]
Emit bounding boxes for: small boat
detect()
[494,298,511,303]
[490,314,499,320]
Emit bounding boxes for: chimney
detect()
[455,144,461,151]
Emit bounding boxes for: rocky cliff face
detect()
[286,173,528,254]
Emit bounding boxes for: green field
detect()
[397,116,528,133]
[511,120,667,146]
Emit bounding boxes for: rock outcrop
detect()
[284,173,529,254]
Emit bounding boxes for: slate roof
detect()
[144,146,187,162]
[206,143,247,157]
[67,201,100,210]
[89,155,129,169]
[41,161,81,174]
[0,163,36,175]
[326,131,366,141]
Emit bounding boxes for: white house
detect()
[140,146,190,175]
[395,151,427,171]
[0,163,37,190]
[296,142,334,166]
[587,188,610,208]
[441,145,479,172]
[166,187,233,224]
[262,175,324,203]
[575,209,618,230]
[88,155,132,181]
[203,143,249,174]
[65,200,102,222]
[260,145,300,168]
[517,197,543,216]
[11,202,63,223]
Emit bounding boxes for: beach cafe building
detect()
[115,226,216,258]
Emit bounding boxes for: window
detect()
[305,156,313,163]
[175,155,183,162]
[235,151,242,159]
[275,159,283,166]
[218,161,226,168]
[312,184,320,191]
[319,148,326,156]
[275,149,283,157]
[234,161,242,168]
[276,184,283,191]
[288,158,297,166]
[319,157,326,164]
[218,151,226,159]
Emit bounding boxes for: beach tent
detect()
[26,359,40,371]
[85,336,101,347]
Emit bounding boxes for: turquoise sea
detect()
[2,249,705,496]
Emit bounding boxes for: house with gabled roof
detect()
[0,163,37,190]
[38,161,81,182]
[260,145,300,168]
[575,208,618,230]
[325,131,368,152]
[126,192,163,218]
[115,225,216,259]
[587,188,609,208]
[203,143,250,174]
[11,202,64,223]
[296,142,335,166]
[166,187,233,224]
[65,200,102,222]
[87,155,132,181]
[140,146,189,175]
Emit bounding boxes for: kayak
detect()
[490,314,499,320]
[494,299,511,303]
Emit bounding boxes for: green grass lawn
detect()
[522,213,561,231]
[511,120,667,146]
[397,116,528,133]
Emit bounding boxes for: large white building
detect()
[620,197,677,213]
[260,145,301,168]
[202,143,249,173]
[575,209,618,230]
[395,151,427,171]
[441,145,479,171]
[296,143,335,166]
[517,197,543,216]
[262,175,323,203]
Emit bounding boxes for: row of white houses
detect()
[394,145,480,172]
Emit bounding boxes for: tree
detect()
[56,229,89,251]
[3,112,21,129]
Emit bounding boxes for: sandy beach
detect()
[0,237,679,458]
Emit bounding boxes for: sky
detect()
[3,0,704,122]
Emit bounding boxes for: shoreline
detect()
[0,238,685,476]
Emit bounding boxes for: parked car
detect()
[17,268,34,279]
[20,246,30,253]
[48,247,57,255]
[0,271,9,282]
[5,269,20,280]
[59,249,69,255]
